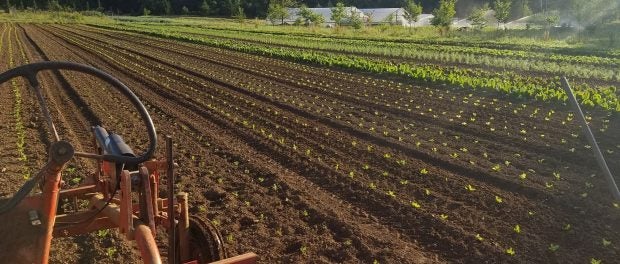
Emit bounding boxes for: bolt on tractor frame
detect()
[0,61,257,264]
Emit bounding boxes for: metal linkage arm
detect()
[560,77,620,201]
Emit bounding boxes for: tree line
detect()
[2,0,618,26]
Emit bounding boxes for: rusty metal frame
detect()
[0,59,258,263]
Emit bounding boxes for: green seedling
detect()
[548,243,559,252]
[602,238,611,247]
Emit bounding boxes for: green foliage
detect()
[468,5,488,29]
[233,6,245,22]
[510,0,531,20]
[545,15,559,27]
[46,0,61,11]
[142,0,170,15]
[267,2,288,24]
[330,2,346,26]
[297,5,324,26]
[493,0,512,26]
[200,0,209,16]
[403,0,422,24]
[349,8,363,29]
[566,0,618,26]
[431,0,456,30]
[548,243,560,252]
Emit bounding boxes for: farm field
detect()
[101,20,620,111]
[0,21,619,264]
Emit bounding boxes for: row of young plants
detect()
[3,24,29,180]
[92,24,620,112]
[156,21,620,59]
[120,23,620,73]
[224,55,607,197]
[127,27,619,83]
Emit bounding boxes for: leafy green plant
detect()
[548,243,560,252]
[106,247,117,257]
[562,223,571,231]
[97,229,110,238]
[602,238,611,247]
[299,245,308,256]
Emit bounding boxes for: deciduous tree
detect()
[431,0,456,34]
[493,0,512,28]
[298,4,324,26]
[403,0,422,27]
[200,0,209,15]
[468,5,488,29]
[330,1,346,26]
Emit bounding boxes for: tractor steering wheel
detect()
[0,61,157,165]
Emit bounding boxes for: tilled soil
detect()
[0,23,619,263]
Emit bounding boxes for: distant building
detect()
[281,7,367,26]
[359,8,408,26]
[359,9,435,27]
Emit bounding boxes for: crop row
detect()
[94,24,619,112]
[122,22,620,80]
[154,21,620,59]
[3,24,30,180]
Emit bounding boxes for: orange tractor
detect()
[0,62,257,264]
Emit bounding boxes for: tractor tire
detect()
[176,215,227,263]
